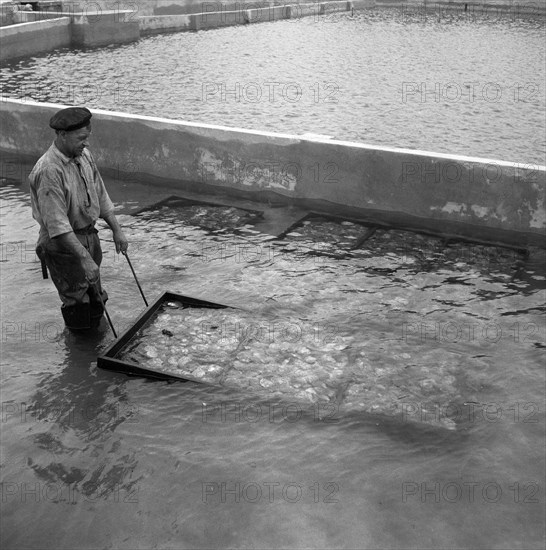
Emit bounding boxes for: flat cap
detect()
[49,107,92,132]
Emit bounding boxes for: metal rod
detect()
[123,251,149,307]
[94,284,117,338]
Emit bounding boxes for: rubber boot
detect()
[61,303,91,331]
[88,287,108,328]
[90,301,104,328]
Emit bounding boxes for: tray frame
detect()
[130,194,265,218]
[97,291,232,382]
[276,211,528,255]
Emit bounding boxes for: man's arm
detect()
[102,212,129,254]
[87,152,129,255]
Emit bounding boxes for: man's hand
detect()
[83,256,100,284]
[53,231,99,282]
[113,229,129,254]
[103,213,128,254]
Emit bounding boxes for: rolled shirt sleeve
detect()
[34,167,73,238]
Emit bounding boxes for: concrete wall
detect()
[1,98,544,247]
[56,0,546,16]
[55,0,373,17]
[140,2,352,35]
[1,2,351,59]
[0,17,70,59]
[3,1,541,59]
[0,1,17,27]
[0,9,139,60]
[2,0,543,26]
[379,0,545,14]
[69,10,140,47]
[139,12,193,33]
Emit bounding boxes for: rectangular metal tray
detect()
[276,211,528,254]
[130,194,264,217]
[97,291,232,382]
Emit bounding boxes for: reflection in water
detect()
[26,330,142,502]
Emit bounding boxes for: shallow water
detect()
[110,205,536,433]
[1,166,545,548]
[1,8,545,164]
[1,7,545,548]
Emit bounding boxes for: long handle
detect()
[123,251,149,307]
[94,284,117,338]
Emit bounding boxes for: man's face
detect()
[60,125,91,158]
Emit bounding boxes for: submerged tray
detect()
[276,211,528,255]
[276,212,376,240]
[131,194,264,217]
[97,291,232,382]
[97,292,464,429]
[130,195,265,233]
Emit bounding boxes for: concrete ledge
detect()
[1,3,352,58]
[69,11,140,47]
[12,8,139,24]
[1,98,544,247]
[59,0,541,16]
[6,2,540,61]
[140,1,352,34]
[378,0,546,14]
[192,8,249,29]
[139,13,192,34]
[149,0,373,15]
[243,5,289,22]
[0,9,139,60]
[0,17,70,59]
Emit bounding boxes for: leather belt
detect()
[74,224,97,235]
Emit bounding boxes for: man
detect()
[29,106,128,331]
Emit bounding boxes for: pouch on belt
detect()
[35,244,48,279]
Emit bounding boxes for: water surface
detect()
[1,8,545,549]
[1,9,545,163]
[1,165,544,548]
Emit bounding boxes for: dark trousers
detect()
[37,229,108,329]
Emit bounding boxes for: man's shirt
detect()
[29,142,115,241]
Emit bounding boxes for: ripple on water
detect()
[1,179,545,549]
[92,202,546,433]
[0,9,544,163]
